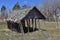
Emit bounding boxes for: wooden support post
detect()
[28,19,30,32]
[38,19,40,30]
[25,20,27,27]
[19,21,24,33]
[26,20,28,27]
[26,19,30,33]
[30,19,32,27]
[19,21,24,40]
[32,19,34,31]
[25,20,26,27]
[35,19,36,30]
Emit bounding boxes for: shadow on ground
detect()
[9,26,38,33]
[23,27,38,33]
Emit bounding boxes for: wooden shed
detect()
[6,6,46,33]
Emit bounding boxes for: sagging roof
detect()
[6,6,46,22]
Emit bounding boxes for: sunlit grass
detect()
[0,21,60,40]
[0,22,7,30]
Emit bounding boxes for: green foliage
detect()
[22,5,27,9]
[22,5,31,9]
[1,5,8,19]
[13,2,21,10]
[1,5,6,11]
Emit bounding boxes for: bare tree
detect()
[42,0,60,27]
[42,0,60,21]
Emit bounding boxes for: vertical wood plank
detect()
[26,19,30,33]
[32,19,34,31]
[25,20,28,27]
[28,19,30,32]
[38,19,40,30]
[25,20,26,27]
[35,19,36,30]
[19,21,24,40]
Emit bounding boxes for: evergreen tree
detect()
[1,5,8,19]
[22,5,30,9]
[13,2,20,10]
[22,5,27,9]
[1,5,6,11]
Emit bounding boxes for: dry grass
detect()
[0,22,7,30]
[0,21,60,40]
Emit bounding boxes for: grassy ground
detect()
[0,21,60,40]
[0,22,7,30]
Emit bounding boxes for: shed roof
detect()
[6,6,46,22]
